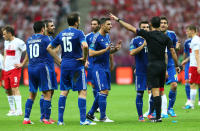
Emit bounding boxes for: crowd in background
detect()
[0,0,71,52]
[85,0,200,66]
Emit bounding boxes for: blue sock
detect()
[58,95,67,122]
[88,93,99,116]
[92,88,97,98]
[44,100,51,120]
[78,97,86,122]
[149,94,154,114]
[199,88,200,101]
[98,93,107,119]
[24,99,34,119]
[185,83,190,100]
[136,91,144,117]
[168,90,177,110]
[40,95,44,120]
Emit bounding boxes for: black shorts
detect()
[147,62,166,89]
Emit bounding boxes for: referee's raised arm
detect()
[109,13,137,33]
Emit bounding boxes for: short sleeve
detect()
[79,31,86,44]
[89,34,98,51]
[166,37,174,50]
[51,34,61,47]
[18,39,26,51]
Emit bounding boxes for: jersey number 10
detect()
[29,44,39,59]
[62,37,72,52]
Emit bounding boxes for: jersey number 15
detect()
[62,37,72,52]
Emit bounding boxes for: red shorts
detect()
[1,70,5,81]
[189,66,200,84]
[4,68,22,90]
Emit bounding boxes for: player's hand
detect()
[176,66,181,73]
[84,60,89,69]
[76,57,87,62]
[165,71,169,79]
[143,40,147,46]
[106,45,111,51]
[176,40,181,50]
[14,63,23,68]
[109,13,119,21]
[197,67,200,74]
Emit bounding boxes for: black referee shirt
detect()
[137,29,173,63]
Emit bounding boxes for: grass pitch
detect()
[0,84,200,131]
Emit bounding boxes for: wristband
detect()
[117,18,121,22]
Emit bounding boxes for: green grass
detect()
[0,84,200,131]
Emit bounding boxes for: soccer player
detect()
[86,18,100,100]
[110,13,180,122]
[86,17,122,122]
[183,25,200,109]
[129,21,150,122]
[47,12,96,125]
[181,37,192,108]
[38,20,58,123]
[2,26,26,116]
[22,21,58,124]
[160,16,181,117]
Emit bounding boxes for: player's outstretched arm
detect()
[47,44,61,66]
[15,52,29,68]
[109,13,137,34]
[169,48,180,73]
[89,46,110,57]
[130,40,146,56]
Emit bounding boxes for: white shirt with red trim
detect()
[0,54,3,70]
[4,37,26,71]
[189,35,200,67]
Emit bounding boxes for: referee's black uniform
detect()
[137,29,174,120]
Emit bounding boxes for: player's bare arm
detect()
[110,40,122,54]
[130,40,147,56]
[110,54,114,71]
[109,13,137,34]
[175,40,181,51]
[169,48,180,73]
[77,41,88,62]
[15,52,29,68]
[194,50,200,74]
[89,46,110,57]
[47,44,61,66]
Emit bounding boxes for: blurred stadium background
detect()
[0,0,199,85]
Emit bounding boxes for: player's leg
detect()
[160,89,168,118]
[23,92,37,124]
[11,68,22,116]
[57,69,70,125]
[40,93,45,121]
[4,71,15,116]
[135,74,146,122]
[167,67,178,117]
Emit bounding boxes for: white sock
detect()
[147,93,151,113]
[190,89,197,106]
[14,95,22,113]
[7,96,15,111]
[161,94,167,114]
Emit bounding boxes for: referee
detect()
[110,14,180,122]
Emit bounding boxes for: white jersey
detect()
[189,35,200,67]
[4,37,26,71]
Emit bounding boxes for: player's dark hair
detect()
[160,16,168,24]
[186,25,197,32]
[150,16,160,28]
[139,21,149,28]
[33,21,45,33]
[91,18,100,25]
[100,18,111,25]
[43,19,53,27]
[2,26,15,36]
[67,12,79,26]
